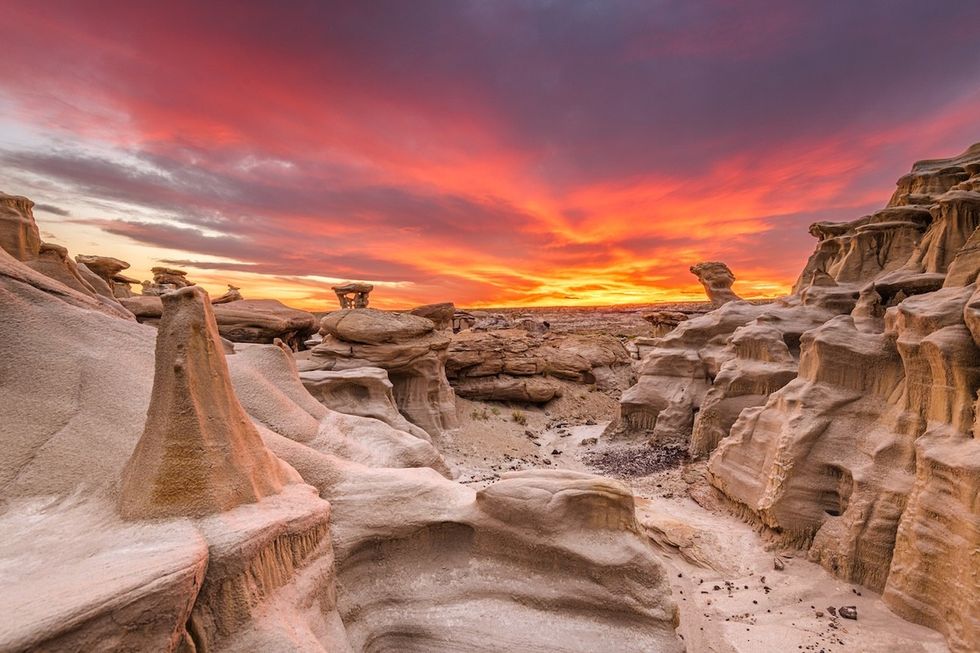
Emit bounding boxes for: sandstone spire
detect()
[118,285,285,519]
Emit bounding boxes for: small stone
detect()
[551,449,561,455]
[580,437,598,446]
[839,606,857,620]
[774,557,785,571]
[816,611,824,618]
[827,606,837,617]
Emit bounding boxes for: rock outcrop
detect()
[117,286,288,520]
[332,280,373,308]
[75,254,130,294]
[0,235,683,652]
[0,192,41,261]
[211,283,243,304]
[307,308,459,438]
[446,328,633,402]
[121,294,317,349]
[410,301,455,330]
[298,366,432,441]
[620,142,980,652]
[691,261,741,306]
[210,299,317,349]
[0,192,134,320]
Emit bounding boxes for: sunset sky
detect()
[2,1,979,310]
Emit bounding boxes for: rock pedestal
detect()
[118,286,287,520]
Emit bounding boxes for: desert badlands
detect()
[1,143,979,653]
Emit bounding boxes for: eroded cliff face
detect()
[621,142,980,652]
[446,328,633,403]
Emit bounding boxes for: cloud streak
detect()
[1,0,978,308]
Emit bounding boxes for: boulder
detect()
[410,301,455,330]
[321,307,435,344]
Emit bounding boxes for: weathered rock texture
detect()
[299,366,432,441]
[75,254,131,297]
[621,142,980,652]
[691,261,741,306]
[0,192,134,320]
[308,308,459,438]
[117,286,288,520]
[141,267,192,296]
[120,294,317,349]
[211,283,243,304]
[410,301,455,330]
[332,281,373,308]
[447,328,632,402]
[0,238,682,652]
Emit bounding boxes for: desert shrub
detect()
[511,410,527,426]
[471,408,490,421]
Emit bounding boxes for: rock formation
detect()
[306,308,459,437]
[332,280,373,308]
[111,273,140,298]
[0,192,41,261]
[298,366,432,441]
[121,294,318,350]
[75,254,130,289]
[211,283,243,304]
[447,328,633,402]
[117,286,288,520]
[410,301,455,330]
[642,309,691,337]
[620,142,980,652]
[0,191,134,320]
[0,234,682,652]
[210,298,317,349]
[690,261,742,306]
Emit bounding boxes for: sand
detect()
[445,384,952,653]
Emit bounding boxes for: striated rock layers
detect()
[121,294,317,350]
[307,308,460,438]
[446,328,633,402]
[0,191,134,320]
[117,286,288,520]
[0,234,683,652]
[621,142,980,651]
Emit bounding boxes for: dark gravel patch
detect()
[584,444,688,477]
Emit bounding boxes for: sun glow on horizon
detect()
[2,1,979,311]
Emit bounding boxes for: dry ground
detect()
[439,380,950,653]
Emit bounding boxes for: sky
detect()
[1,1,979,310]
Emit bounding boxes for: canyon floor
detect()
[445,380,950,653]
[435,304,949,653]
